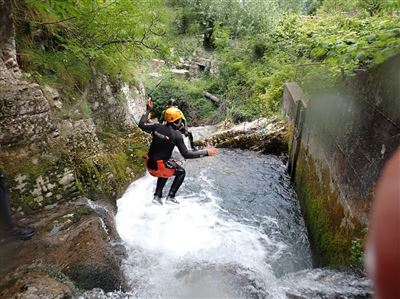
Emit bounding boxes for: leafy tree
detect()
[313,0,400,16]
[358,0,386,16]
[303,0,325,15]
[171,0,302,49]
[14,0,170,89]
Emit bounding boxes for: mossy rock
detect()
[0,263,79,298]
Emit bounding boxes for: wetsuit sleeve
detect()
[176,134,208,159]
[138,110,157,133]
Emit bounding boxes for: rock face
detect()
[196,118,288,155]
[0,3,147,296]
[0,65,140,298]
[0,52,146,214]
[0,198,127,296]
[61,119,103,157]
[0,82,54,148]
[89,73,145,131]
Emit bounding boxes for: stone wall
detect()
[0,5,147,212]
[282,55,400,266]
[0,76,147,212]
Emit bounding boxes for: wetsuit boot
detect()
[0,173,35,244]
[165,196,179,204]
[152,195,163,205]
[165,166,185,205]
[153,177,168,205]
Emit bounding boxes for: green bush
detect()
[145,76,220,125]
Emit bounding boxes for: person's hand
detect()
[146,98,153,111]
[207,147,218,156]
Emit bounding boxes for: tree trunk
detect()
[203,91,220,105]
[203,20,214,50]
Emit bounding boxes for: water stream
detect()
[103,149,372,299]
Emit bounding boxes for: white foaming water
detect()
[116,171,280,298]
[111,150,372,299]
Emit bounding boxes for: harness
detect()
[143,125,179,178]
[143,156,175,178]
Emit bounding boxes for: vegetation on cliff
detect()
[14,0,169,91]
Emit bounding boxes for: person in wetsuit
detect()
[139,99,218,205]
[160,99,196,150]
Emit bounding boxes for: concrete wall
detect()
[282,55,400,266]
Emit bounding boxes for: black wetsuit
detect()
[139,111,208,198]
[0,172,14,233]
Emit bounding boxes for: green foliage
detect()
[170,0,303,49]
[297,16,400,72]
[304,0,400,16]
[213,25,230,50]
[196,9,400,121]
[146,76,220,125]
[75,129,147,200]
[14,0,170,94]
[350,227,368,266]
[350,237,364,266]
[303,0,325,15]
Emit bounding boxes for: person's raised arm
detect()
[138,99,157,133]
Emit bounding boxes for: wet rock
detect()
[0,199,127,295]
[58,119,103,158]
[122,82,147,127]
[0,263,78,299]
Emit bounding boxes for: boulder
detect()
[0,198,127,295]
[0,263,78,299]
[171,69,190,78]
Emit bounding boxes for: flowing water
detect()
[97,149,372,299]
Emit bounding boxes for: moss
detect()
[43,263,74,285]
[0,146,72,213]
[295,145,366,266]
[286,122,295,153]
[0,121,147,212]
[0,262,79,296]
[74,127,147,203]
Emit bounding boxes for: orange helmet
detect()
[164,107,184,123]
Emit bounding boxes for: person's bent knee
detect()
[175,167,185,177]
